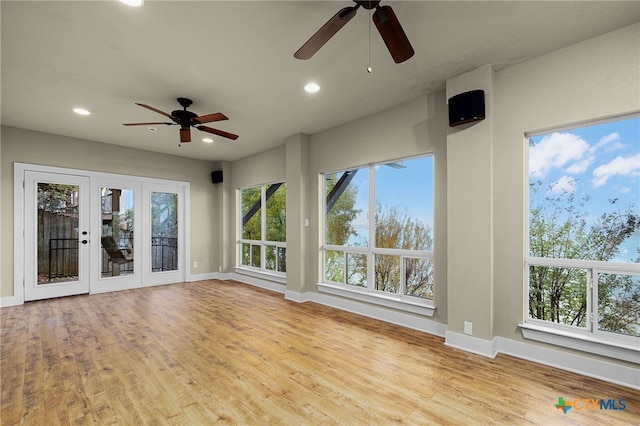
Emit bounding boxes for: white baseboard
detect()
[302,290,447,337]
[189,272,220,281]
[0,295,23,308]
[229,272,285,294]
[496,336,640,390]
[444,331,498,358]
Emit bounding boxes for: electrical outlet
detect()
[193,261,198,268]
[219,266,222,273]
[464,321,473,335]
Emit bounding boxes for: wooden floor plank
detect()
[2,279,639,425]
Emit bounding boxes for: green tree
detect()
[529,180,640,335]
[151,192,178,237]
[241,186,262,240]
[374,204,433,296]
[37,184,78,213]
[325,173,361,246]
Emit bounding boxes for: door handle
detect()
[81,240,89,245]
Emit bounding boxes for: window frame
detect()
[522,114,640,362]
[320,154,436,312]
[237,182,286,277]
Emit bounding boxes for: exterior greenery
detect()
[240,183,286,273]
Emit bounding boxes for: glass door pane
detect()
[151,192,178,272]
[37,182,80,284]
[100,187,135,277]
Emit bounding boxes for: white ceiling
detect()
[2,1,639,162]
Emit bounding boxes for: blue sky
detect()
[344,155,434,246]
[529,115,640,262]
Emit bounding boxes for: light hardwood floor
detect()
[1,280,638,425]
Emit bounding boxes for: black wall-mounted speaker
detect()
[211,170,223,184]
[448,89,485,127]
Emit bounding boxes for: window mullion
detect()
[368,164,376,290]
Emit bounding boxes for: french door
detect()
[18,164,188,301]
[24,171,90,301]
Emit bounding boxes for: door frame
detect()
[13,163,191,304]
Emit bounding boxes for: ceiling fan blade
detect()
[373,5,414,64]
[294,6,359,60]
[135,103,177,120]
[180,128,191,143]
[192,112,229,125]
[196,125,239,141]
[122,122,174,126]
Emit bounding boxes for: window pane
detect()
[597,273,640,337]
[528,117,640,263]
[266,183,286,242]
[151,192,178,272]
[241,243,250,266]
[265,245,286,272]
[278,247,286,273]
[375,254,400,294]
[325,250,345,284]
[405,257,433,299]
[101,188,134,277]
[375,156,434,250]
[346,253,367,287]
[241,186,261,240]
[251,244,261,268]
[528,266,587,328]
[325,168,368,246]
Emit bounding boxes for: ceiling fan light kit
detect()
[294,0,414,64]
[123,97,238,144]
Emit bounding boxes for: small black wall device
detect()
[448,89,485,127]
[211,170,223,184]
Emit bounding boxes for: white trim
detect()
[13,164,26,306]
[444,331,498,358]
[230,271,285,294]
[519,323,639,364]
[306,289,445,337]
[317,282,436,317]
[189,272,220,282]
[234,266,286,285]
[0,295,23,308]
[497,336,640,391]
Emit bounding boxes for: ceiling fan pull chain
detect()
[367,7,373,73]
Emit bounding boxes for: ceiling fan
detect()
[294,0,414,64]
[123,97,238,143]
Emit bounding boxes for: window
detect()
[322,155,434,304]
[239,183,286,274]
[525,115,640,345]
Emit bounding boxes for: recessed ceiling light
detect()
[73,108,91,116]
[304,82,320,93]
[203,138,214,143]
[120,0,144,7]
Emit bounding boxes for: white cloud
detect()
[565,158,593,174]
[549,175,577,194]
[591,153,640,188]
[597,132,620,146]
[529,132,589,177]
[590,132,623,154]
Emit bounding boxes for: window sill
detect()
[519,323,639,364]
[316,282,435,317]
[234,267,286,285]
